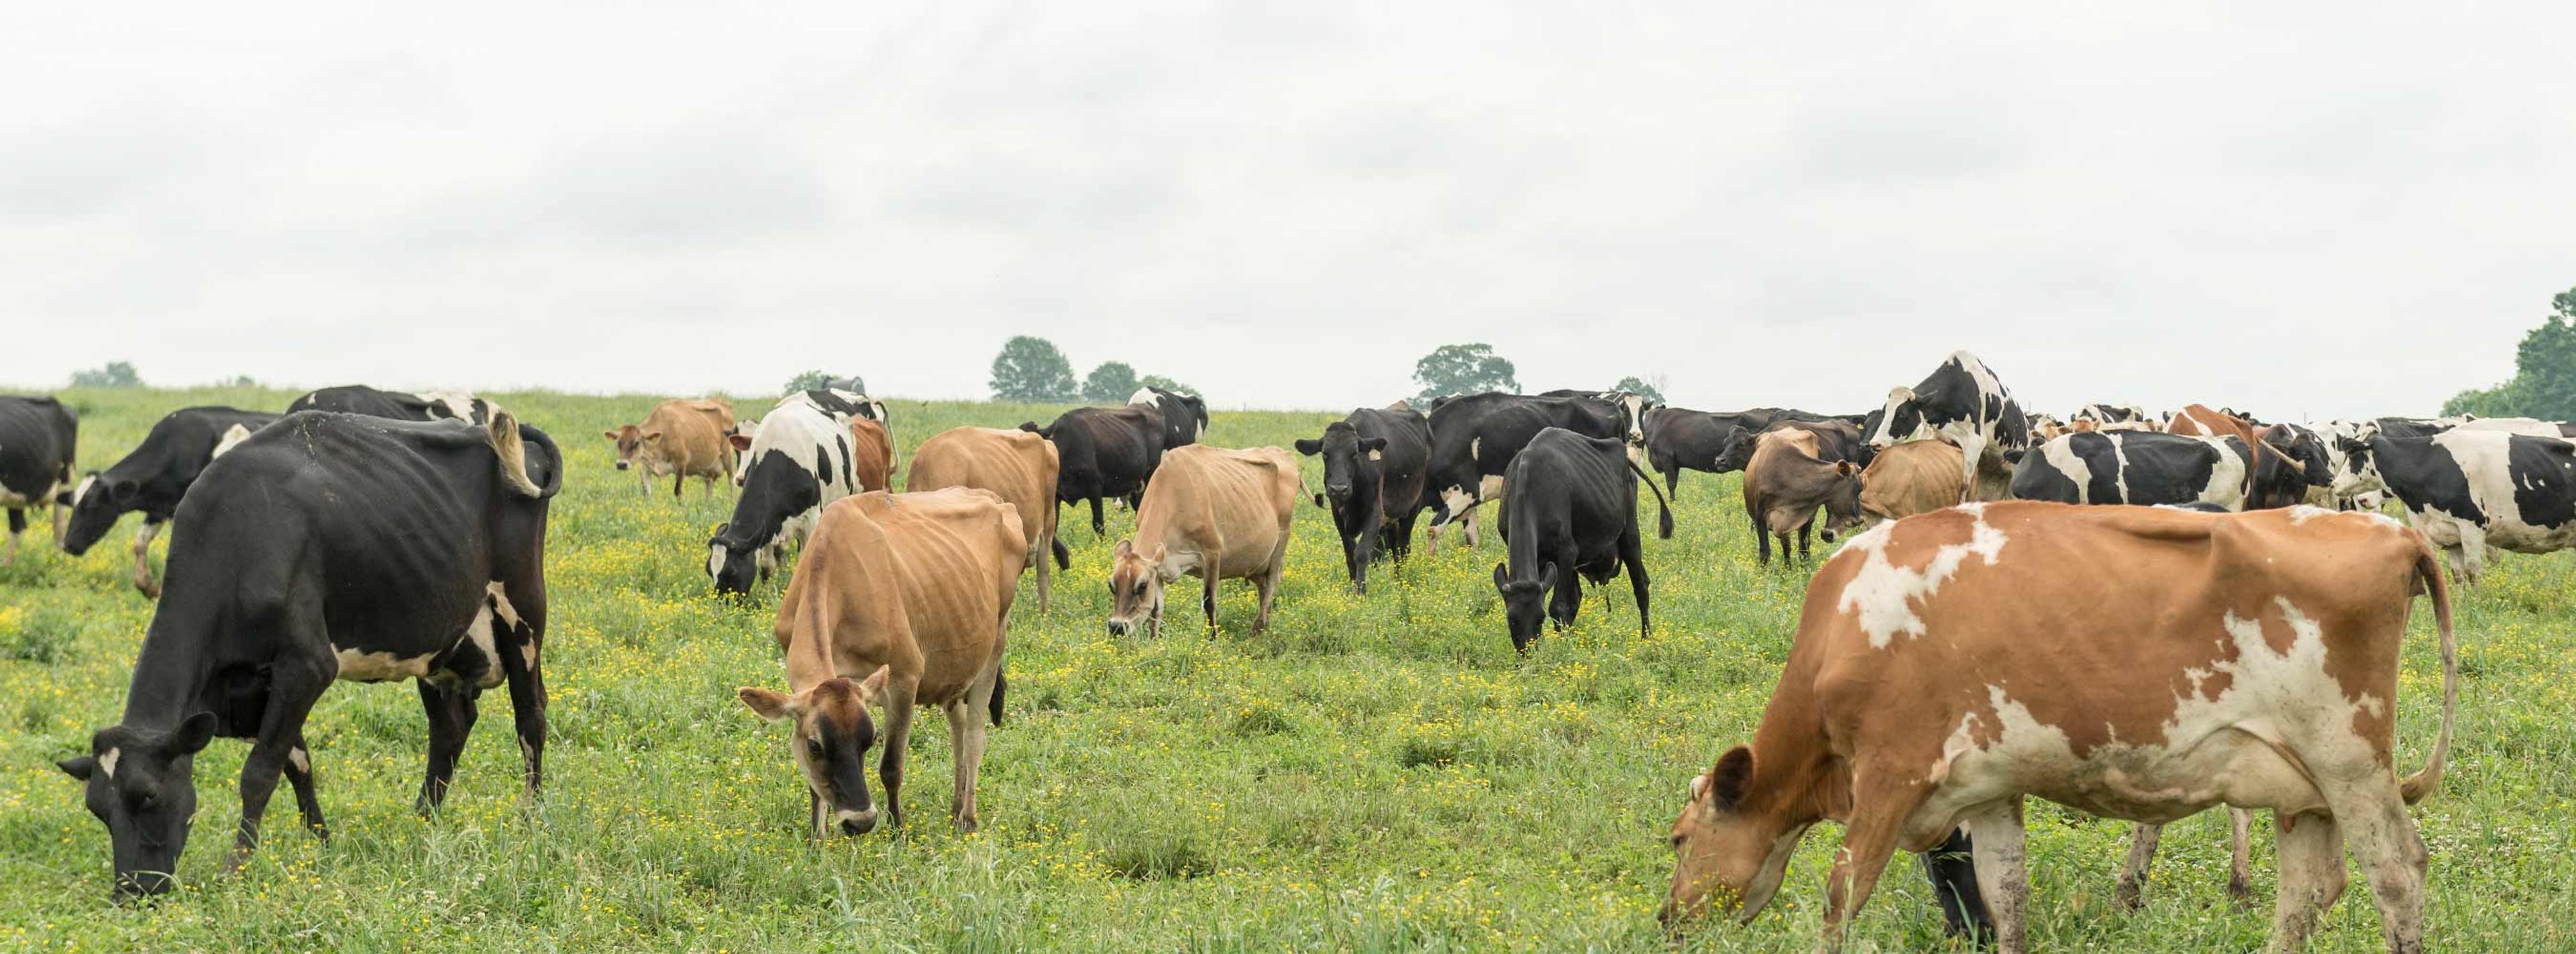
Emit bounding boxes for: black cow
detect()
[1022,404,1165,536]
[1638,407,1851,496]
[1862,350,2031,497]
[1422,393,1629,550]
[2009,431,2304,511]
[288,385,498,424]
[709,401,860,594]
[1481,428,1672,653]
[1536,389,1656,447]
[2332,429,2576,582]
[61,407,280,596]
[1713,419,1875,474]
[0,394,78,565]
[56,411,560,898]
[1130,386,1210,450]
[1294,407,1431,593]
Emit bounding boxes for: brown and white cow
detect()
[1856,438,1966,527]
[908,427,1066,612]
[848,417,893,494]
[1105,445,1297,638]
[1662,502,2459,954]
[735,488,1025,838]
[1741,429,1864,566]
[603,399,732,498]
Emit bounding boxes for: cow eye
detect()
[1669,833,1685,851]
[805,737,824,757]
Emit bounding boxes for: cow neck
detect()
[118,614,217,733]
[781,581,840,694]
[1742,646,1852,827]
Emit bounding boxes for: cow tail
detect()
[485,412,552,498]
[2400,545,2457,805]
[987,664,1007,728]
[1051,535,1071,570]
[1626,457,1675,539]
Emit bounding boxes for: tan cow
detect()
[682,397,739,472]
[1662,502,2458,954]
[849,417,893,493]
[908,427,1064,612]
[1741,429,1864,566]
[735,488,1026,838]
[602,399,732,498]
[1106,444,1297,638]
[1856,439,1966,527]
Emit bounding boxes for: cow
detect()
[781,388,892,470]
[2332,429,2576,583]
[0,394,78,566]
[1640,407,1849,498]
[1741,429,1864,566]
[1482,427,1672,653]
[1421,393,1628,551]
[60,407,278,596]
[1105,445,1297,639]
[603,399,733,498]
[56,411,561,898]
[906,427,1066,612]
[2155,405,2318,509]
[2027,413,2065,443]
[2009,431,2310,513]
[1022,404,1165,537]
[1856,439,1966,527]
[1295,407,1432,594]
[2068,402,2156,433]
[287,385,500,424]
[709,398,861,594]
[1536,388,1656,449]
[1661,502,2459,954]
[735,488,1024,838]
[1862,350,2031,502]
[1130,386,1210,449]
[1713,419,1874,474]
[680,396,741,472]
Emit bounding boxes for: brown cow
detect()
[735,488,1025,837]
[1741,429,1864,566]
[1857,439,1966,527]
[849,417,893,493]
[1662,502,2459,954]
[908,427,1065,612]
[1106,445,1298,638]
[683,397,739,472]
[602,399,732,498]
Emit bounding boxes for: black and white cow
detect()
[61,407,280,596]
[0,394,78,564]
[1294,406,1431,593]
[288,385,500,424]
[1129,386,1210,450]
[1536,388,1658,449]
[56,410,560,898]
[710,398,862,594]
[1422,393,1630,550]
[2068,402,2156,433]
[1711,419,1875,474]
[1021,404,1165,536]
[1481,427,1672,653]
[2008,431,2306,511]
[1862,350,2031,499]
[2332,429,2576,582]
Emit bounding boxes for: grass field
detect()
[1,386,2568,952]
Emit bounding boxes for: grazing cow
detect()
[2332,429,2576,582]
[61,407,278,595]
[2069,403,2156,433]
[735,488,1024,837]
[1662,502,2458,954]
[1130,386,1211,449]
[603,399,733,498]
[709,399,860,594]
[1105,445,1298,638]
[908,427,1067,612]
[1421,393,1628,550]
[1022,405,1165,537]
[1741,429,1864,566]
[1713,419,1874,474]
[288,385,500,424]
[0,394,78,565]
[1483,428,1672,653]
[58,411,561,898]
[1863,350,2031,500]
[1856,439,1966,527]
[1295,407,1432,594]
[2010,431,2310,513]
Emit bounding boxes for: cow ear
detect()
[729,433,754,452]
[1148,543,1167,565]
[168,712,219,755]
[737,687,794,721]
[1836,460,1856,476]
[1294,438,1322,456]
[58,754,96,781]
[856,664,892,702]
[1707,746,1754,810]
[643,431,664,443]
[1491,562,1511,592]
[601,429,620,441]
[1112,539,1132,558]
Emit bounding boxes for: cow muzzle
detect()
[1106,619,1130,637]
[1324,482,1352,500]
[614,460,630,471]
[835,808,879,836]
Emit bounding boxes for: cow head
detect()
[1106,539,1169,635]
[2330,433,2390,502]
[1662,745,1806,929]
[60,712,219,900]
[1817,460,1866,543]
[59,473,130,557]
[1864,386,1924,449]
[1491,562,1556,653]
[737,668,888,837]
[1295,423,1385,505]
[2027,413,2065,443]
[602,425,665,472]
[1711,427,1756,474]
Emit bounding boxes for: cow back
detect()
[1134,445,1297,570]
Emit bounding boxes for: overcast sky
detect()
[5,3,2571,419]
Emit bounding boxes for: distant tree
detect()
[1411,343,1517,403]
[989,336,1079,403]
[220,374,260,388]
[70,361,141,388]
[2443,287,2576,419]
[1614,375,1666,405]
[1083,362,1141,403]
[1138,374,1197,398]
[782,370,834,394]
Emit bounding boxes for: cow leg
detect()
[415,680,480,814]
[877,682,917,829]
[1622,527,1651,635]
[2116,823,2162,911]
[1336,515,1362,592]
[2326,782,2431,953]
[1089,496,1106,536]
[637,469,649,496]
[131,519,164,598]
[1253,551,1286,634]
[496,602,549,799]
[3,509,20,565]
[48,496,64,547]
[1752,514,1770,566]
[2228,807,2256,908]
[1922,828,1993,942]
[233,654,333,871]
[2453,524,2487,586]
[1033,535,1055,614]
[282,731,328,840]
[1796,523,1813,562]
[1819,778,1920,951]
[2270,810,2349,953]
[1201,570,1221,633]
[1961,799,2030,954]
[672,474,684,498]
[1953,434,1988,503]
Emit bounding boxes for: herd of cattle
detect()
[0,349,2539,950]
